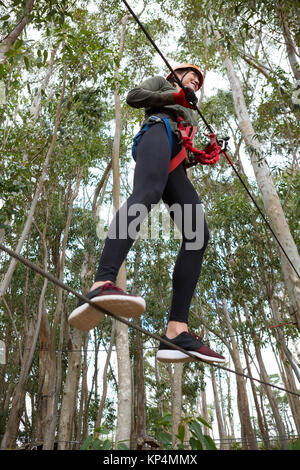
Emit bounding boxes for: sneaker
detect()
[68,281,146,331]
[156,331,225,364]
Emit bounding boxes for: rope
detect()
[0,242,299,398]
[121,0,300,281]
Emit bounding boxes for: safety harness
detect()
[132,115,222,173]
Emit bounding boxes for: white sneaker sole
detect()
[156,349,226,364]
[68,294,146,331]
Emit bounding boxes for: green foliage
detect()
[153,413,217,450]
[287,438,300,451]
[179,416,217,451]
[80,425,129,450]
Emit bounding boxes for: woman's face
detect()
[175,70,201,92]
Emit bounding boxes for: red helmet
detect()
[166,63,204,90]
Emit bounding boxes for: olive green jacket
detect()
[126,76,198,132]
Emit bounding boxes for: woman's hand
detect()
[173,87,198,109]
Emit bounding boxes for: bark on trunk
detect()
[222,299,258,450]
[270,299,300,382]
[211,366,227,450]
[226,372,235,440]
[78,334,89,444]
[277,347,300,435]
[171,363,183,449]
[253,341,288,449]
[199,388,210,436]
[241,333,271,449]
[0,0,36,64]
[95,322,116,430]
[222,53,300,329]
[155,356,164,418]
[278,0,300,82]
[112,14,132,449]
[115,267,131,448]
[131,319,146,449]
[57,329,82,450]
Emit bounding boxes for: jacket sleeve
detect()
[126,76,175,109]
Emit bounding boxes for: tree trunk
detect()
[226,365,235,441]
[79,334,89,444]
[57,328,82,450]
[253,340,288,449]
[278,0,300,82]
[277,346,300,435]
[0,0,36,64]
[199,388,210,436]
[242,304,288,449]
[241,333,271,449]
[115,266,131,448]
[211,366,227,450]
[112,13,132,449]
[221,52,300,330]
[222,299,258,450]
[155,356,164,418]
[95,322,116,430]
[171,363,183,449]
[132,318,146,448]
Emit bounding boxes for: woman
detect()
[69,63,225,364]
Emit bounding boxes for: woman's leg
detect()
[94,122,173,283]
[162,162,209,334]
[68,122,174,331]
[156,163,225,363]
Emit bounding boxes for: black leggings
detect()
[95,120,209,324]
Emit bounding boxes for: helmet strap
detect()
[177,68,199,90]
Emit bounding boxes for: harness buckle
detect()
[149,116,163,124]
[218,136,230,151]
[174,129,183,145]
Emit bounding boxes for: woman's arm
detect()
[126,76,175,109]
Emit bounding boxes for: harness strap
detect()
[169,147,187,173]
[132,115,193,173]
[132,115,218,173]
[132,115,173,161]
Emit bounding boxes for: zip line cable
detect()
[0,242,299,398]
[121,0,300,281]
